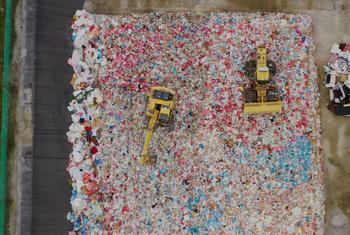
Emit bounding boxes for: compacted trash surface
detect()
[66,10,324,234]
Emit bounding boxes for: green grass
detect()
[0,0,18,113]
[0,1,5,96]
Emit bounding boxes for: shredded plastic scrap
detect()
[67,10,324,234]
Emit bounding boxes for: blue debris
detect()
[233,135,312,189]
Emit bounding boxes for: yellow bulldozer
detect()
[243,46,282,113]
[140,86,175,165]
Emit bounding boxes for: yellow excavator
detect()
[243,46,282,113]
[140,86,176,165]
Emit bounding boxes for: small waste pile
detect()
[324,43,350,116]
[67,10,324,234]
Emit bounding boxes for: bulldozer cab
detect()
[257,46,269,82]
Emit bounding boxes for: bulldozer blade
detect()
[244,101,282,113]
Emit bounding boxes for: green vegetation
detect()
[1,0,19,233]
[0,1,5,102]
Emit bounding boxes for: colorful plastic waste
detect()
[67,10,324,234]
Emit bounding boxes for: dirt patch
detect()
[6,0,21,234]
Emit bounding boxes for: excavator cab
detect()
[140,86,175,165]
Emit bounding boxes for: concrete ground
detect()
[83,0,350,234]
[11,0,84,234]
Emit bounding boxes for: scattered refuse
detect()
[66,10,324,234]
[324,43,350,116]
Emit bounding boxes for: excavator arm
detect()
[140,109,160,164]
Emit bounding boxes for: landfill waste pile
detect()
[67,10,324,234]
[324,43,350,116]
